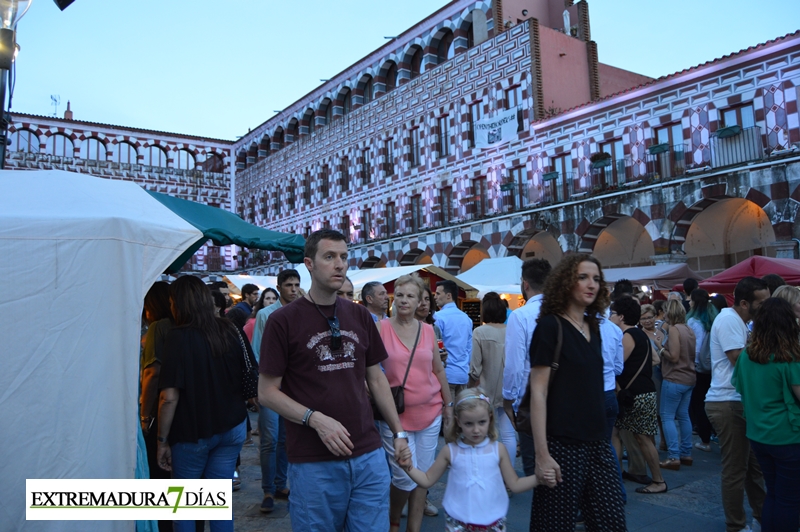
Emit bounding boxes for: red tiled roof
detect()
[535,29,800,123]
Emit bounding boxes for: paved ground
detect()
[217,412,757,531]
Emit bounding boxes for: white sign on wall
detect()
[474,109,518,149]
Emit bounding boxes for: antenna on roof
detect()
[50,95,60,117]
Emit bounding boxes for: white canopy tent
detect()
[0,170,203,531]
[602,263,703,291]
[456,256,524,297]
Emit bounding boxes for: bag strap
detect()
[234,327,254,373]
[400,322,422,388]
[623,332,649,390]
[548,317,563,385]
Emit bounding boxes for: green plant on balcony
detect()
[589,152,612,169]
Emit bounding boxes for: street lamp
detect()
[0,0,31,169]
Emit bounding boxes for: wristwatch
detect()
[393,431,409,440]
[157,436,168,443]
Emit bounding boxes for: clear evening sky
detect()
[13,0,799,140]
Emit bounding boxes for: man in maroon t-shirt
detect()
[259,229,410,531]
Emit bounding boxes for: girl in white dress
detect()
[402,388,554,531]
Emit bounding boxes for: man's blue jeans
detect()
[287,447,389,531]
[258,405,288,495]
[660,380,694,459]
[750,440,800,532]
[170,419,246,532]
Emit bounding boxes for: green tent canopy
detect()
[147,191,305,272]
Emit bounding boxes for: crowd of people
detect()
[138,228,800,532]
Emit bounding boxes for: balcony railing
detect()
[541,171,576,203]
[645,143,690,182]
[710,125,764,168]
[590,157,632,191]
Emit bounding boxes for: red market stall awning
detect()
[694,256,800,293]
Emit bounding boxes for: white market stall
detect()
[602,263,703,291]
[456,256,524,297]
[0,170,204,532]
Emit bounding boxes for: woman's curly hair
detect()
[540,254,609,332]
[748,297,800,364]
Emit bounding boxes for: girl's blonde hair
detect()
[445,387,498,443]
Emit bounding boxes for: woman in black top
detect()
[529,254,625,532]
[156,276,248,532]
[609,296,666,495]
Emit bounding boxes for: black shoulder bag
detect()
[516,316,563,435]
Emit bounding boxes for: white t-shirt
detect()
[706,307,748,402]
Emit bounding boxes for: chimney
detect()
[64,101,73,120]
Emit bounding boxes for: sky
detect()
[12,0,799,141]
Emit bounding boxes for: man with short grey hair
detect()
[362,281,388,322]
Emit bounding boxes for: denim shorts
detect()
[288,447,389,532]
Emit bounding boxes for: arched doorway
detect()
[361,256,386,269]
[592,216,655,268]
[447,240,489,274]
[399,248,433,266]
[682,198,775,277]
[518,231,563,266]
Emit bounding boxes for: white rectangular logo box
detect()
[27,479,232,521]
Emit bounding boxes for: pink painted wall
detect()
[598,63,654,98]
[502,0,578,30]
[539,26,592,113]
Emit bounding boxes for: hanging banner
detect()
[474,109,518,149]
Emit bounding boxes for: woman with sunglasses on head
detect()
[378,273,452,532]
[156,276,249,532]
[733,297,800,532]
[529,254,626,531]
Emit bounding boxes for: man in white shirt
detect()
[502,258,550,475]
[706,276,768,532]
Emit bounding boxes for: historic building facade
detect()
[5,108,235,270]
[233,0,800,278]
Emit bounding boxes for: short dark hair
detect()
[611,279,634,301]
[144,281,172,322]
[734,276,769,308]
[711,294,728,312]
[361,281,383,302]
[521,259,551,292]
[277,268,300,286]
[762,273,786,295]
[226,307,249,329]
[683,278,699,297]
[611,296,641,326]
[481,292,506,324]
[304,229,346,260]
[436,280,459,301]
[241,283,259,297]
[210,290,227,317]
[653,299,665,315]
[210,281,228,290]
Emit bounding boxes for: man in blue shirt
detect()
[433,280,473,400]
[502,258,550,475]
[234,283,259,315]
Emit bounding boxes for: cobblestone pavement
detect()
[208,412,755,531]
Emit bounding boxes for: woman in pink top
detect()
[378,273,452,532]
